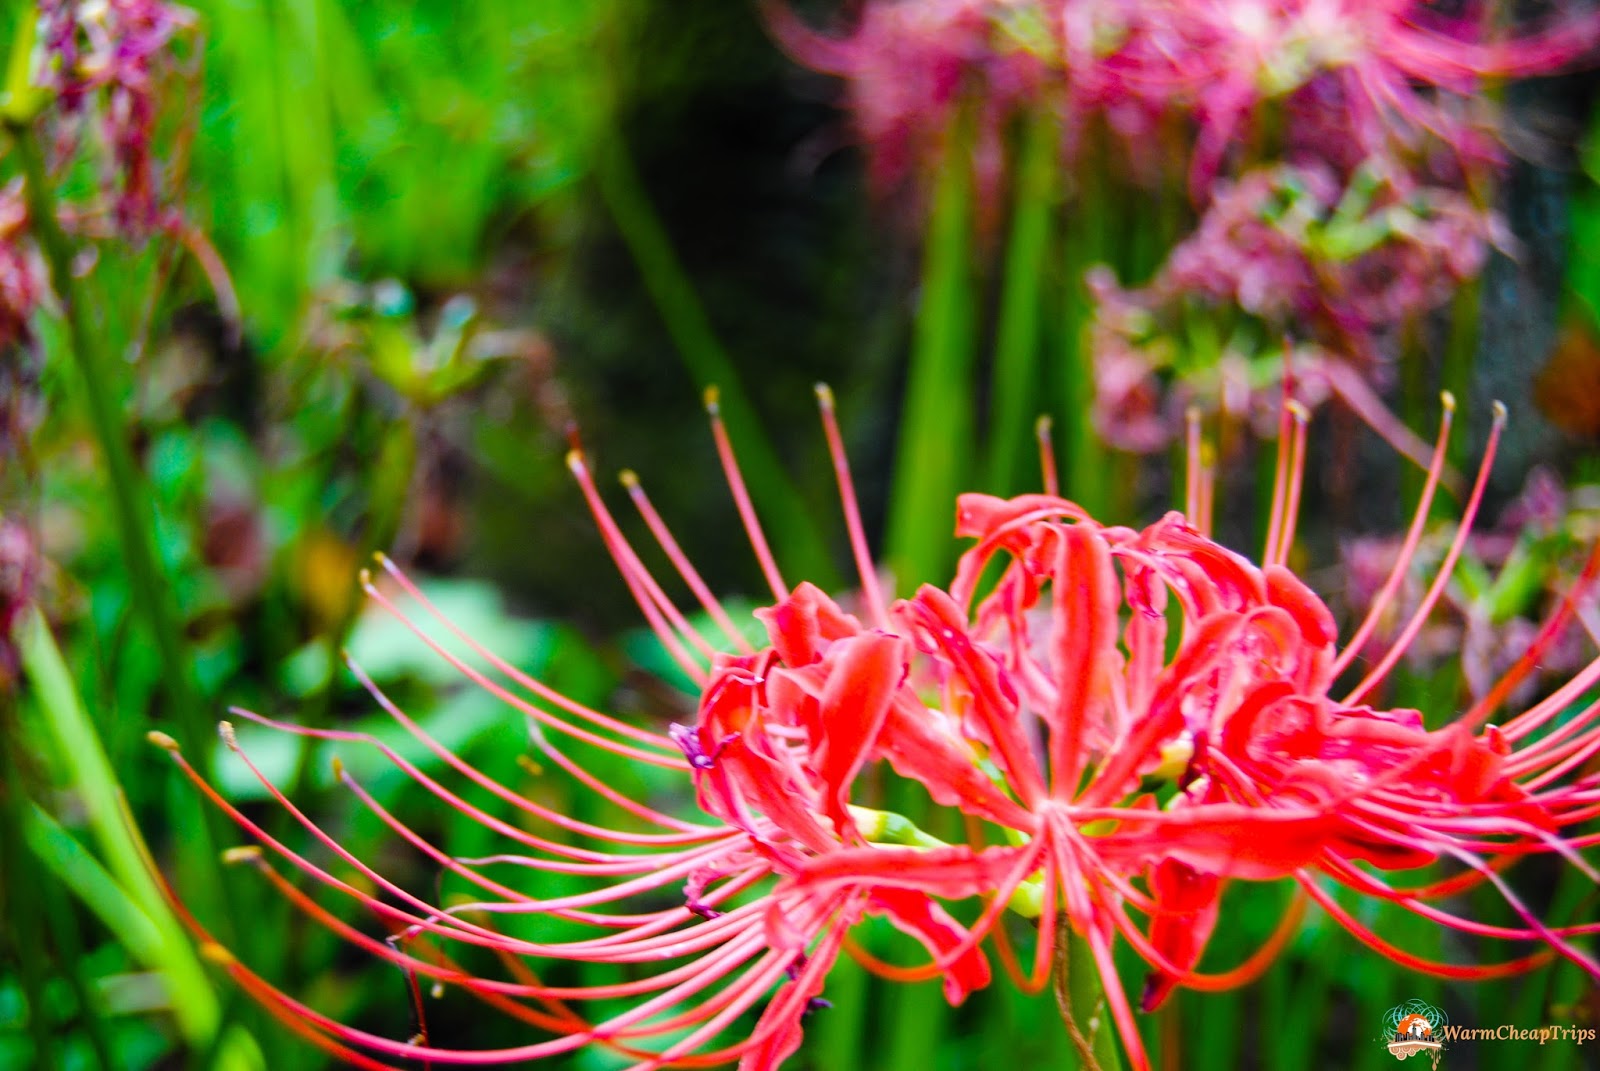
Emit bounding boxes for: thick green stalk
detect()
[987,109,1058,495]
[1053,916,1123,1071]
[1,725,67,1070]
[595,136,837,587]
[1443,276,1480,475]
[883,978,948,1071]
[10,124,211,755]
[18,608,263,1069]
[886,125,977,587]
[1060,135,1110,515]
[810,953,870,1070]
[10,118,271,1065]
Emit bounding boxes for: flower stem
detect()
[1053,916,1123,1071]
[1061,128,1110,515]
[10,122,212,756]
[595,135,838,587]
[9,117,269,1064]
[987,108,1058,495]
[887,115,977,587]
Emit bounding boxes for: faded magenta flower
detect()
[771,0,1600,198]
[0,184,42,349]
[38,0,198,236]
[8,0,237,328]
[1340,465,1600,702]
[1087,160,1499,456]
[153,390,1600,1070]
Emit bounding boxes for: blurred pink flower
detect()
[771,0,1600,199]
[1087,160,1498,456]
[0,185,42,350]
[38,0,197,236]
[1341,465,1600,703]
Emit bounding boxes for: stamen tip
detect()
[146,730,180,752]
[565,448,587,475]
[618,468,640,490]
[1035,414,1053,439]
[357,567,372,588]
[217,721,238,749]
[1287,399,1310,422]
[703,385,721,414]
[813,382,834,410]
[331,755,346,780]
[1491,399,1508,424]
[198,942,237,967]
[517,754,544,777]
[222,845,263,866]
[1440,390,1457,412]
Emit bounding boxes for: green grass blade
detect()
[17,606,262,1069]
[886,126,977,587]
[595,135,837,585]
[987,109,1057,496]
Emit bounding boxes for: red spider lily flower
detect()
[890,396,1600,1069]
[152,387,1600,1071]
[148,387,1001,1071]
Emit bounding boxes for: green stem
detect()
[987,109,1057,495]
[10,123,210,754]
[1,729,66,1070]
[16,608,221,1051]
[1061,130,1109,515]
[10,120,268,1066]
[1053,917,1123,1071]
[594,136,837,587]
[886,120,977,587]
[1443,274,1480,476]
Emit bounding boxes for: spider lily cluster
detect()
[772,0,1599,194]
[152,387,1600,1070]
[773,1,1600,451]
[1,0,215,348]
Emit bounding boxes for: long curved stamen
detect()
[337,655,715,837]
[1508,692,1600,772]
[1262,398,1293,561]
[568,448,713,682]
[1318,853,1600,947]
[362,574,688,768]
[1344,401,1506,706]
[236,694,716,849]
[372,555,681,754]
[239,851,769,1006]
[706,386,788,601]
[1269,401,1309,567]
[1468,541,1600,736]
[620,468,753,653]
[1297,876,1553,980]
[816,383,889,630]
[1330,392,1456,679]
[1038,414,1060,498]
